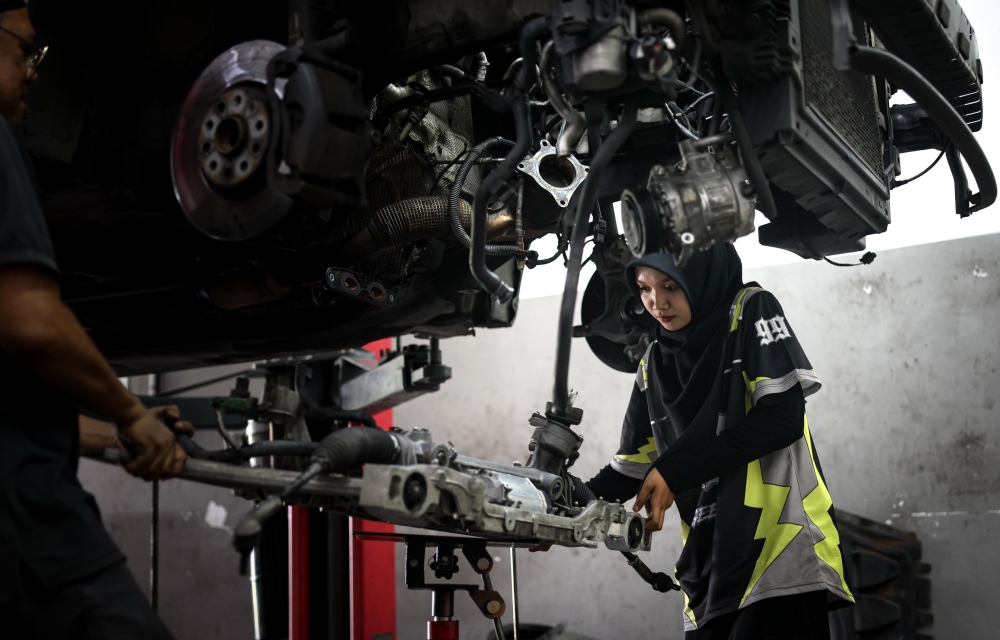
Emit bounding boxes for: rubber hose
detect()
[515,16,549,92]
[310,426,400,472]
[296,365,378,427]
[946,143,970,218]
[469,16,548,301]
[449,137,518,254]
[848,45,995,213]
[622,551,678,592]
[569,474,598,506]
[470,98,532,301]
[551,100,639,415]
[637,8,686,49]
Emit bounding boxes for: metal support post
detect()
[289,505,310,639]
[150,479,159,611]
[510,545,519,640]
[428,588,460,640]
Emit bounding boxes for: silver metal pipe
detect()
[88,453,363,500]
[510,545,519,640]
[692,132,736,151]
[539,41,585,158]
[453,454,558,486]
[150,479,159,611]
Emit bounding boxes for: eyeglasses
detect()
[0,25,47,77]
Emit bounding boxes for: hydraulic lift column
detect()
[349,337,397,640]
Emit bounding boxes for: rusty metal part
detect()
[462,204,516,239]
[203,270,294,310]
[198,86,270,188]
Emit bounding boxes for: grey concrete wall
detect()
[393,233,1000,640]
[78,234,1000,640]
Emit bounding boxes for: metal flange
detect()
[516,139,588,209]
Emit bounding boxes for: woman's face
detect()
[636,266,692,331]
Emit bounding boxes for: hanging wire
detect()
[159,370,254,397]
[892,144,948,188]
[529,233,568,267]
[665,103,699,140]
[682,91,715,114]
[823,252,877,267]
[427,142,470,195]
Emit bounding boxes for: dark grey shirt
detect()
[0,117,123,601]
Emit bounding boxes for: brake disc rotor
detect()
[171,40,292,242]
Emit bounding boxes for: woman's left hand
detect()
[633,467,675,532]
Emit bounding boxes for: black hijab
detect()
[625,243,746,439]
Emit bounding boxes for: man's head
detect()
[0,4,35,126]
[634,265,692,331]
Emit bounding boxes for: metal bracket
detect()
[337,340,452,414]
[324,268,394,307]
[516,140,588,209]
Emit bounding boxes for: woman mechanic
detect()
[578,244,853,638]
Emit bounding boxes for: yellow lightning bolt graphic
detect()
[615,437,658,465]
[741,457,803,607]
[801,418,855,601]
[677,520,698,628]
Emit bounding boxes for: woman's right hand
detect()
[634,467,675,532]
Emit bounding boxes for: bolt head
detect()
[487,601,502,614]
[477,558,490,571]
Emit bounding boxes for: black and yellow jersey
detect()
[610,287,854,630]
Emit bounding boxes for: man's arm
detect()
[79,414,124,452]
[0,263,187,480]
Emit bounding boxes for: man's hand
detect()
[633,467,675,532]
[117,404,193,481]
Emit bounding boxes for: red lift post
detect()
[288,338,397,640]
